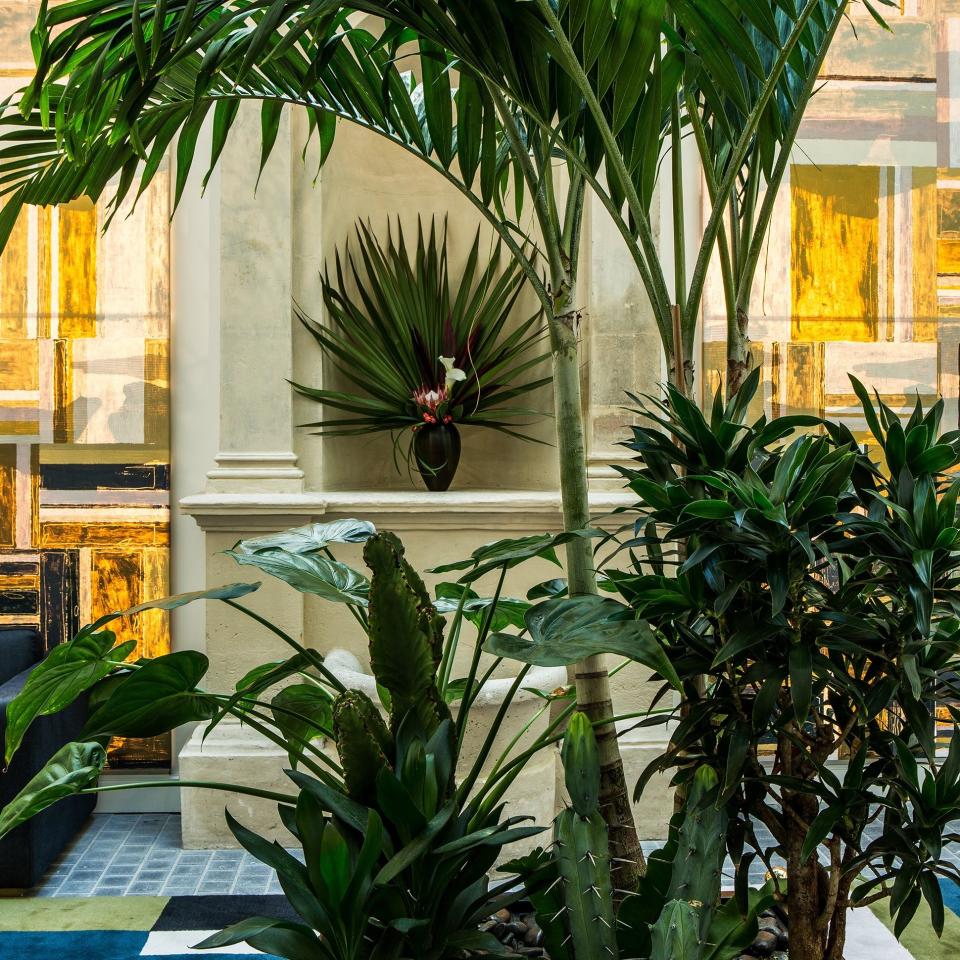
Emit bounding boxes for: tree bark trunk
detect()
[782,731,831,960]
[550,297,643,892]
[726,304,751,399]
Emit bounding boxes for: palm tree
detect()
[0,0,889,884]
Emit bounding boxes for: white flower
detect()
[439,355,466,389]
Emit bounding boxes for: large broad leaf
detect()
[4,630,136,766]
[0,741,106,839]
[433,582,529,631]
[225,548,369,605]
[431,529,607,583]
[193,916,324,958]
[271,684,335,768]
[82,651,217,739]
[231,519,376,555]
[83,582,261,634]
[485,595,681,689]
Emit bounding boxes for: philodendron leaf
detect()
[225,548,369,605]
[0,741,107,839]
[271,684,335,768]
[485,595,681,689]
[4,630,136,766]
[82,651,217,739]
[433,583,529,631]
[231,519,376,555]
[431,529,607,583]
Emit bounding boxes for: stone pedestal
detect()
[180,722,300,849]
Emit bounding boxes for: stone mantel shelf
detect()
[179,488,635,532]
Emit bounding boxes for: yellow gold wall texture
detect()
[701,1,956,457]
[0,4,171,766]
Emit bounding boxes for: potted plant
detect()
[294,217,550,490]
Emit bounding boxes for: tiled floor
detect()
[34,814,292,898]
[32,813,960,899]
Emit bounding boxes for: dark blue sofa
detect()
[0,627,96,891]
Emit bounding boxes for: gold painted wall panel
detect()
[791,165,879,343]
[57,207,98,338]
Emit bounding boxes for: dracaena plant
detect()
[293,216,550,454]
[601,371,960,960]
[0,0,887,879]
[0,519,654,959]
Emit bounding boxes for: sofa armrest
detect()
[0,628,41,686]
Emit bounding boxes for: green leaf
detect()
[433,582,529,631]
[788,644,813,724]
[0,741,106,839]
[231,520,376,555]
[82,651,216,739]
[194,916,323,959]
[920,870,945,937]
[271,684,335,768]
[84,582,261,634]
[486,595,680,689]
[226,548,369,605]
[4,631,136,766]
[682,499,735,519]
[801,806,842,862]
[431,529,606,583]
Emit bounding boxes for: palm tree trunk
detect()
[549,284,643,892]
[726,304,751,399]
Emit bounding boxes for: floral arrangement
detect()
[293,217,551,465]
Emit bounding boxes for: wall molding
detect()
[180,488,635,532]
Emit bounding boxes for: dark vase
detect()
[414,422,461,491]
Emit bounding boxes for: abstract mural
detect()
[0,3,171,767]
[700,0,954,752]
[702,0,951,448]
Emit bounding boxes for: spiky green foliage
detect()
[294,217,550,445]
[510,722,757,960]
[553,714,617,960]
[332,689,392,805]
[363,531,450,737]
[612,373,960,958]
[5,520,621,959]
[554,808,618,960]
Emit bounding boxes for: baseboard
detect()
[94,773,181,814]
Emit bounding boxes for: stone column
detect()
[179,104,308,844]
[206,103,303,494]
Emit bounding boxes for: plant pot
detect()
[414,422,461,491]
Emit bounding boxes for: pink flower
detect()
[413,384,448,414]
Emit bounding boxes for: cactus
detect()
[561,709,601,817]
[333,689,392,804]
[650,900,702,960]
[363,532,450,738]
[665,765,726,940]
[550,713,618,960]
[525,716,730,960]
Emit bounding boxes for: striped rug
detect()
[0,887,957,959]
